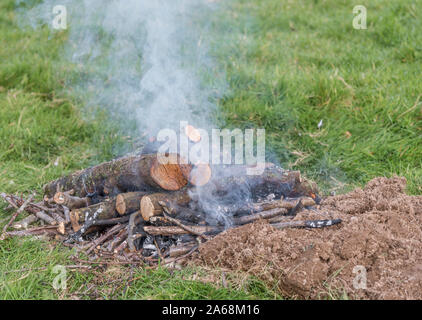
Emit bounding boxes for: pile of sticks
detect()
[0,152,341,266]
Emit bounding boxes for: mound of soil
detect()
[195,177,422,299]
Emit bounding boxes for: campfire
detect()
[0,129,342,266]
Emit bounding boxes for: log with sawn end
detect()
[69,198,117,232]
[140,190,191,221]
[235,197,315,215]
[115,191,147,215]
[43,153,193,198]
[53,191,91,210]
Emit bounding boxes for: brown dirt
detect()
[195,177,422,299]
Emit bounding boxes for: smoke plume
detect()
[18,0,225,137]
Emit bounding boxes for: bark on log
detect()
[168,206,205,224]
[115,191,147,215]
[140,190,191,221]
[53,192,91,209]
[43,153,192,198]
[69,198,117,232]
[201,167,318,199]
[143,225,221,236]
[13,215,38,230]
[91,215,130,226]
[235,197,315,215]
[233,207,288,225]
[36,211,57,225]
[169,244,197,258]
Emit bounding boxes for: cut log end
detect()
[151,154,191,191]
[115,191,146,215]
[115,195,126,216]
[140,196,161,221]
[189,164,212,187]
[140,190,191,221]
[184,125,201,143]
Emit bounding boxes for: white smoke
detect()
[17,0,226,137]
[17,0,259,226]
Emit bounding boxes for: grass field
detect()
[1,0,421,299]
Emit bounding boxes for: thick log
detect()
[43,153,192,198]
[53,192,91,209]
[115,191,147,215]
[201,167,318,200]
[140,190,191,221]
[69,198,117,232]
[143,225,221,236]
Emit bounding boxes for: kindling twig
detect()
[1,193,35,240]
[2,225,59,238]
[160,203,209,241]
[86,224,125,255]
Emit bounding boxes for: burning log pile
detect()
[0,151,342,266]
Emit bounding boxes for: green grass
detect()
[1,0,421,299]
[217,0,422,193]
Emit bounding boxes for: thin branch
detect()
[1,193,35,240]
